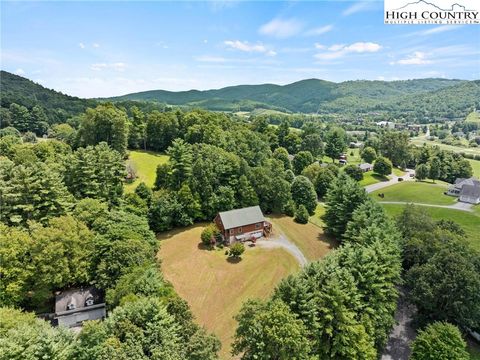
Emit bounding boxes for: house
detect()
[358,163,373,172]
[215,205,272,244]
[376,121,394,129]
[349,141,363,148]
[447,177,480,204]
[54,287,106,329]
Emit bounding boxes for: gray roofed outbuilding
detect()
[460,184,480,198]
[218,205,265,230]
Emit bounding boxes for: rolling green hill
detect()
[107,78,479,117]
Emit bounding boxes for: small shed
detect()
[358,163,373,172]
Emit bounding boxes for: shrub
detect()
[229,242,245,258]
[410,322,469,360]
[283,200,296,217]
[294,205,309,224]
[201,224,220,246]
[343,164,364,182]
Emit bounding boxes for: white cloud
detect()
[14,68,25,75]
[315,42,382,60]
[90,62,127,71]
[342,2,373,16]
[305,24,333,36]
[391,52,432,65]
[78,42,85,49]
[224,40,276,56]
[420,25,461,36]
[315,43,326,50]
[194,55,227,63]
[259,18,303,38]
[92,43,100,48]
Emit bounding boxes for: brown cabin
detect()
[214,205,272,244]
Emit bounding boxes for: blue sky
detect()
[1,0,479,98]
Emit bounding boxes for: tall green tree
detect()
[324,127,347,162]
[167,138,193,189]
[322,173,368,239]
[373,156,392,177]
[379,131,410,167]
[9,103,31,133]
[292,151,314,175]
[291,175,317,215]
[78,104,129,154]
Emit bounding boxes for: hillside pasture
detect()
[124,150,169,192]
[158,224,300,358]
[468,159,480,177]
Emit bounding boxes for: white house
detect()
[447,177,480,204]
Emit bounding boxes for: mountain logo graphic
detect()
[394,0,475,11]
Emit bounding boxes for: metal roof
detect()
[218,205,265,230]
[460,184,480,198]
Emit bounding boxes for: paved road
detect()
[378,201,474,212]
[256,235,308,267]
[365,169,415,194]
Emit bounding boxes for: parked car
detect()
[398,177,404,182]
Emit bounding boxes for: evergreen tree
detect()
[236,175,259,208]
[291,175,317,215]
[325,127,347,162]
[167,138,193,189]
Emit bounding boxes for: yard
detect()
[381,204,480,250]
[124,150,169,192]
[158,224,300,358]
[370,181,456,206]
[268,212,337,262]
[468,159,480,178]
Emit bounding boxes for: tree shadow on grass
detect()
[372,174,389,182]
[226,257,242,264]
[197,242,215,251]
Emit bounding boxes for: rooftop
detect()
[218,205,265,230]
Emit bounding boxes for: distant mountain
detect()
[107,78,478,116]
[0,70,96,123]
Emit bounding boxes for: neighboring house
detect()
[349,141,363,148]
[215,205,272,244]
[54,287,106,329]
[376,121,395,129]
[447,177,480,204]
[358,163,373,172]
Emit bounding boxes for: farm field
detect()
[158,224,300,358]
[124,150,169,192]
[381,204,480,250]
[410,137,480,157]
[370,181,455,205]
[268,213,337,262]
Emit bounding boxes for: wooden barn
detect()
[214,205,272,244]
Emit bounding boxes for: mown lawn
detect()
[359,171,388,186]
[124,150,169,192]
[370,181,456,205]
[268,212,337,262]
[158,224,299,358]
[468,159,480,178]
[380,204,480,250]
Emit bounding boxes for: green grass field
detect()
[468,159,480,177]
[380,204,480,250]
[371,181,455,205]
[359,172,388,186]
[124,150,169,192]
[410,138,480,157]
[466,111,480,124]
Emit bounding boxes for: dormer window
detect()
[66,302,76,310]
[85,296,94,306]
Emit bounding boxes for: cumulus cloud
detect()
[315,42,382,60]
[14,68,25,75]
[90,62,127,71]
[305,25,333,36]
[390,52,432,65]
[259,18,304,38]
[224,40,276,56]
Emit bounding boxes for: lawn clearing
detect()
[124,150,169,192]
[359,171,388,186]
[468,159,480,178]
[370,181,456,205]
[380,204,480,250]
[158,224,300,358]
[268,213,337,262]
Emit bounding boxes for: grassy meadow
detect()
[158,224,300,358]
[124,150,169,192]
[468,159,480,177]
[370,181,455,205]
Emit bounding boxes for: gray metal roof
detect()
[358,163,373,170]
[218,205,265,229]
[55,287,103,314]
[460,184,480,198]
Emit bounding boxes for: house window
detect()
[229,229,234,235]
[237,227,242,233]
[255,223,261,229]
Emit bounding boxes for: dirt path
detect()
[256,235,308,267]
[378,201,473,212]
